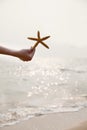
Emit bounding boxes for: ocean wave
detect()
[59,68,87,74]
[0,102,87,128]
[0,58,87,128]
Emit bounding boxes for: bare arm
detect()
[0,46,35,61]
[0,46,18,56]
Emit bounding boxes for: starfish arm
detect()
[37,31,40,39]
[40,41,49,49]
[32,41,39,49]
[41,36,50,41]
[27,37,38,41]
[28,31,50,49]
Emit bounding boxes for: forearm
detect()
[0,46,35,61]
[0,46,18,57]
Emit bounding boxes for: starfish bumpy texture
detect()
[27,31,50,49]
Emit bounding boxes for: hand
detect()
[17,47,35,61]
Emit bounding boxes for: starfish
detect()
[27,31,50,49]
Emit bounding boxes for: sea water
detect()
[0,57,87,127]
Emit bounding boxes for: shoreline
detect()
[0,108,87,130]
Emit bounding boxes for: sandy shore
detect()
[0,108,87,130]
[68,122,87,130]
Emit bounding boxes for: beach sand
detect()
[0,108,87,130]
[68,122,87,130]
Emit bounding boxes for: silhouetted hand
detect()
[17,47,35,61]
[0,46,36,62]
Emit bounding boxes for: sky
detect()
[0,0,87,58]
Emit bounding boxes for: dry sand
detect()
[0,108,87,130]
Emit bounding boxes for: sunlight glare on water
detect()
[0,57,87,127]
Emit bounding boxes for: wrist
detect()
[10,50,19,58]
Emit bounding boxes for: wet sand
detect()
[68,122,87,130]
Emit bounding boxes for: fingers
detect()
[28,47,36,53]
[30,48,35,57]
[27,47,36,60]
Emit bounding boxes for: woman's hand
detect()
[0,46,36,62]
[17,47,36,61]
